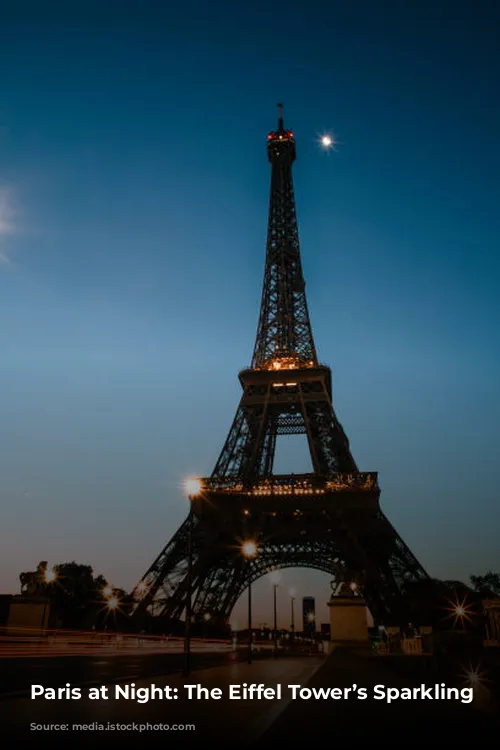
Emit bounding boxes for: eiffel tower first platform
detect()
[131,106,429,626]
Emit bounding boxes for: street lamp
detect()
[44,568,57,584]
[269,571,280,657]
[183,477,202,676]
[273,583,279,657]
[241,540,258,664]
[184,478,202,496]
[289,587,296,643]
[306,611,316,643]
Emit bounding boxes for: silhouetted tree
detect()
[19,560,115,629]
[470,571,500,597]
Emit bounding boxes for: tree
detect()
[442,579,475,596]
[470,571,500,597]
[19,561,114,628]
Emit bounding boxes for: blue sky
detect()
[0,0,499,626]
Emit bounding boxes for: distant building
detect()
[302,597,316,634]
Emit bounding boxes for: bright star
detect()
[319,133,338,150]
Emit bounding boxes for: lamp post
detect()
[183,478,202,677]
[241,540,258,664]
[273,583,278,657]
[290,596,296,642]
[306,611,315,644]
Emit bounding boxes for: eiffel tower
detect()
[131,105,429,625]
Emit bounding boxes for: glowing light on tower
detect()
[241,540,258,559]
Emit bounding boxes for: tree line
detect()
[18,560,500,631]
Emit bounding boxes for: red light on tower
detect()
[288,131,293,137]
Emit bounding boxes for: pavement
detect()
[1,646,498,747]
[261,645,500,744]
[0,653,325,748]
[0,647,247,698]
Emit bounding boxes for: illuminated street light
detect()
[289,588,296,642]
[241,540,258,559]
[273,581,279,657]
[459,662,490,702]
[241,540,259,664]
[184,477,202,496]
[349,581,358,592]
[107,596,119,611]
[44,568,57,584]
[445,595,474,627]
[464,667,482,686]
[183,476,202,676]
[102,586,113,598]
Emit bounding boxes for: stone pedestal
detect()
[7,595,50,634]
[328,595,369,646]
[483,599,500,647]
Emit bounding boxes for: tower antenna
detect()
[277,102,284,129]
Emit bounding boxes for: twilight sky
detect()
[0,0,499,627]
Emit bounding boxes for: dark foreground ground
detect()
[0,646,498,748]
[0,648,248,697]
[260,645,500,745]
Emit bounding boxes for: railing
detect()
[205,472,379,495]
[239,358,328,375]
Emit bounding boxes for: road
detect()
[2,646,498,748]
[260,646,500,743]
[0,654,325,748]
[0,639,247,698]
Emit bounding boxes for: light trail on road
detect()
[0,628,240,658]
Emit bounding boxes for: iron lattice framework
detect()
[131,106,429,626]
[252,104,316,369]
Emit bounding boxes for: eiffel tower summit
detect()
[131,105,430,626]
